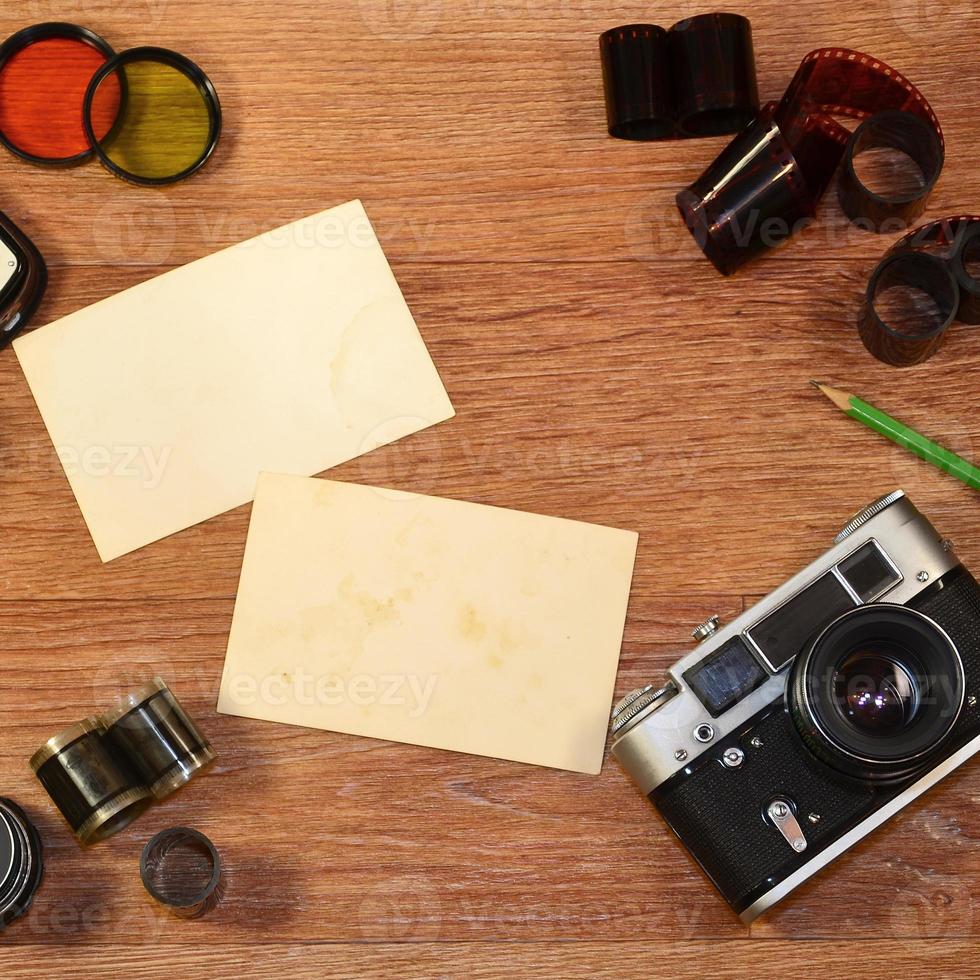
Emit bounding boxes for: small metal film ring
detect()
[141,827,223,918]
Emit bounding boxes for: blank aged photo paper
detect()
[218,474,639,774]
[14,201,455,561]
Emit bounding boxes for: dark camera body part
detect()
[611,491,980,923]
[0,798,43,929]
[0,210,46,348]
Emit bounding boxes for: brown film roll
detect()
[600,14,758,141]
[859,215,980,367]
[837,110,944,232]
[858,251,959,367]
[678,48,943,275]
[887,215,980,325]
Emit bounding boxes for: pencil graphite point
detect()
[809,379,825,390]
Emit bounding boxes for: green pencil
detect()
[811,382,980,490]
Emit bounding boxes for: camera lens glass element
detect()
[789,605,965,783]
[832,648,920,735]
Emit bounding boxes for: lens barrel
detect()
[789,605,965,783]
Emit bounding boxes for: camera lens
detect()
[789,605,964,783]
[832,648,919,735]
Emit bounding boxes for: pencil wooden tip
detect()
[810,381,853,412]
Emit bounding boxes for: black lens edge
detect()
[81,46,222,187]
[0,798,43,929]
[0,22,116,167]
[789,604,965,783]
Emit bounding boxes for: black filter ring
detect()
[0,22,116,166]
[838,110,944,232]
[858,250,960,367]
[0,798,43,930]
[141,827,223,918]
[82,46,222,186]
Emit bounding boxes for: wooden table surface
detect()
[2,0,980,976]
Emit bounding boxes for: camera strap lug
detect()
[767,800,808,853]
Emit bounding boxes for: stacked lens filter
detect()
[0,798,43,930]
[30,678,216,845]
[0,23,221,184]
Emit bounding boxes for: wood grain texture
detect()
[1,0,980,976]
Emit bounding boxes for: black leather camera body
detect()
[611,491,980,921]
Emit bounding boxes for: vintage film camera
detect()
[611,491,980,922]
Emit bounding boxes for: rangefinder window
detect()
[747,572,856,672]
[684,636,768,717]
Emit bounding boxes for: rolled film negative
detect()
[858,251,958,367]
[101,677,216,800]
[600,25,672,140]
[0,798,43,930]
[0,22,119,165]
[670,13,758,137]
[140,827,223,919]
[837,110,944,232]
[676,106,813,276]
[30,717,153,846]
[600,13,758,141]
[887,215,980,324]
[950,222,980,324]
[858,216,980,366]
[82,47,221,185]
[678,48,943,275]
